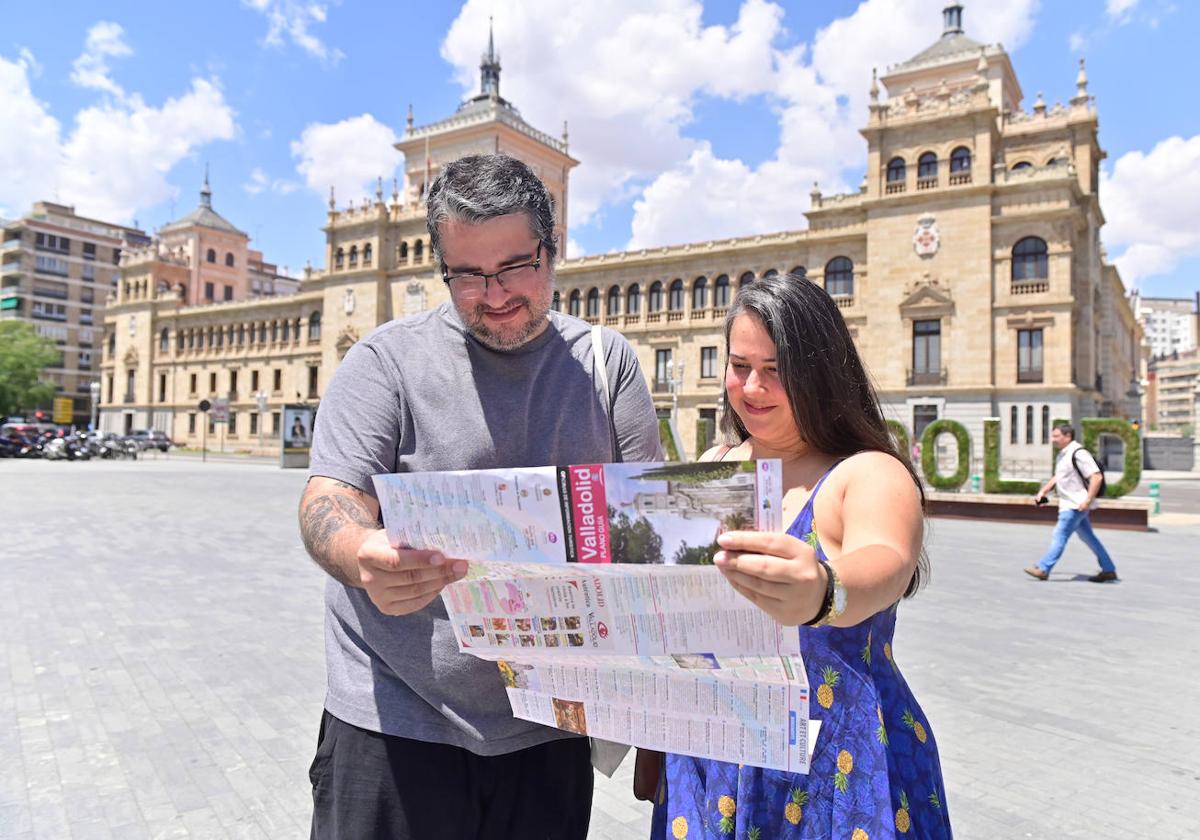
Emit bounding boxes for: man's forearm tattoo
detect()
[300,487,380,584]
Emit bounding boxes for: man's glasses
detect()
[442,242,543,300]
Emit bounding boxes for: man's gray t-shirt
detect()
[308,303,662,755]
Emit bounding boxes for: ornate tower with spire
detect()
[480,17,502,101]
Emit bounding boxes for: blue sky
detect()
[1,1,1196,299]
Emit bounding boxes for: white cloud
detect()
[243,166,298,196]
[70,21,132,97]
[289,114,402,201]
[0,36,236,224]
[1068,31,1087,51]
[442,0,788,230]
[565,238,587,259]
[242,0,344,64]
[1106,0,1140,22]
[1101,135,1200,287]
[441,0,1038,250]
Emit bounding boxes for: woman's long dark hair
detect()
[719,273,928,596]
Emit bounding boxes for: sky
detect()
[1,0,1197,299]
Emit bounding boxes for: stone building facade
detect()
[102,6,1143,476]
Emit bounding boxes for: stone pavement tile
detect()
[0,802,35,834]
[65,820,115,840]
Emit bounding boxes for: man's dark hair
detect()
[720,273,928,596]
[425,154,557,267]
[1054,423,1076,440]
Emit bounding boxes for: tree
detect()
[607,505,664,564]
[672,540,720,565]
[0,321,58,419]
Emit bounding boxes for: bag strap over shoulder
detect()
[591,324,621,463]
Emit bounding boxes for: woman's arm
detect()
[714,451,922,627]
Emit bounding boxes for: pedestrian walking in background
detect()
[1025,423,1118,582]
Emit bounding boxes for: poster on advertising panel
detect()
[280,404,314,468]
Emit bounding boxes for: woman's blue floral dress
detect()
[651,463,952,839]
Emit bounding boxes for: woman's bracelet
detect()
[804,560,846,628]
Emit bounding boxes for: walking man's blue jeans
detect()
[1038,509,1117,574]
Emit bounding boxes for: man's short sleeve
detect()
[605,330,663,463]
[308,341,403,496]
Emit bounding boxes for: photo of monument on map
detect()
[586,461,763,565]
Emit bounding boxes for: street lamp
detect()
[255,389,268,450]
[89,380,101,432]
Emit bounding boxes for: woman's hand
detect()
[713,531,827,627]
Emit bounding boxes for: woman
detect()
[651,274,951,839]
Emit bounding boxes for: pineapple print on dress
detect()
[902,709,928,744]
[716,795,736,835]
[817,666,840,709]
[833,749,853,793]
[783,788,807,825]
[851,830,869,840]
[671,815,688,839]
[875,705,888,746]
[895,790,911,834]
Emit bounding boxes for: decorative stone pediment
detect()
[122,347,139,366]
[899,274,954,320]
[335,327,360,359]
[1005,311,1055,329]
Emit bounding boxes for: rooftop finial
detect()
[1071,58,1090,107]
[480,16,501,99]
[562,119,569,149]
[376,176,384,203]
[942,2,964,37]
[200,163,212,208]
[328,185,335,211]
[406,103,414,131]
[869,68,879,103]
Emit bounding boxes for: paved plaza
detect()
[2,458,1198,839]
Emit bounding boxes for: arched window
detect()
[348,245,358,267]
[950,146,971,173]
[216,326,224,347]
[237,324,245,345]
[917,151,938,179]
[259,322,267,343]
[159,328,169,353]
[108,332,116,356]
[824,256,854,297]
[270,321,278,343]
[294,317,301,340]
[206,248,216,263]
[648,281,664,313]
[363,243,373,266]
[789,265,806,279]
[713,274,730,308]
[607,285,621,317]
[224,252,234,267]
[308,312,322,341]
[177,331,185,351]
[335,248,344,269]
[568,289,582,317]
[1011,161,1033,171]
[282,319,291,342]
[626,284,641,315]
[691,276,708,310]
[586,288,600,318]
[1046,157,1066,168]
[762,268,779,279]
[886,157,906,183]
[738,271,755,290]
[551,291,561,312]
[1010,406,1019,445]
[1012,237,1048,282]
[399,241,409,261]
[414,240,424,262]
[668,279,684,311]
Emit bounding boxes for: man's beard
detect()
[458,280,554,351]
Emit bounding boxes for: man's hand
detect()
[1033,493,1045,505]
[712,531,825,627]
[1076,500,1091,512]
[355,529,469,616]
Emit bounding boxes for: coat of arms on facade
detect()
[913,215,940,257]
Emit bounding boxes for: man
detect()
[1024,423,1118,582]
[298,154,661,839]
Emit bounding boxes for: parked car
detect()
[126,429,173,452]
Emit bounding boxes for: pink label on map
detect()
[569,465,611,563]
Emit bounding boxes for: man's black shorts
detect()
[309,710,593,840]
